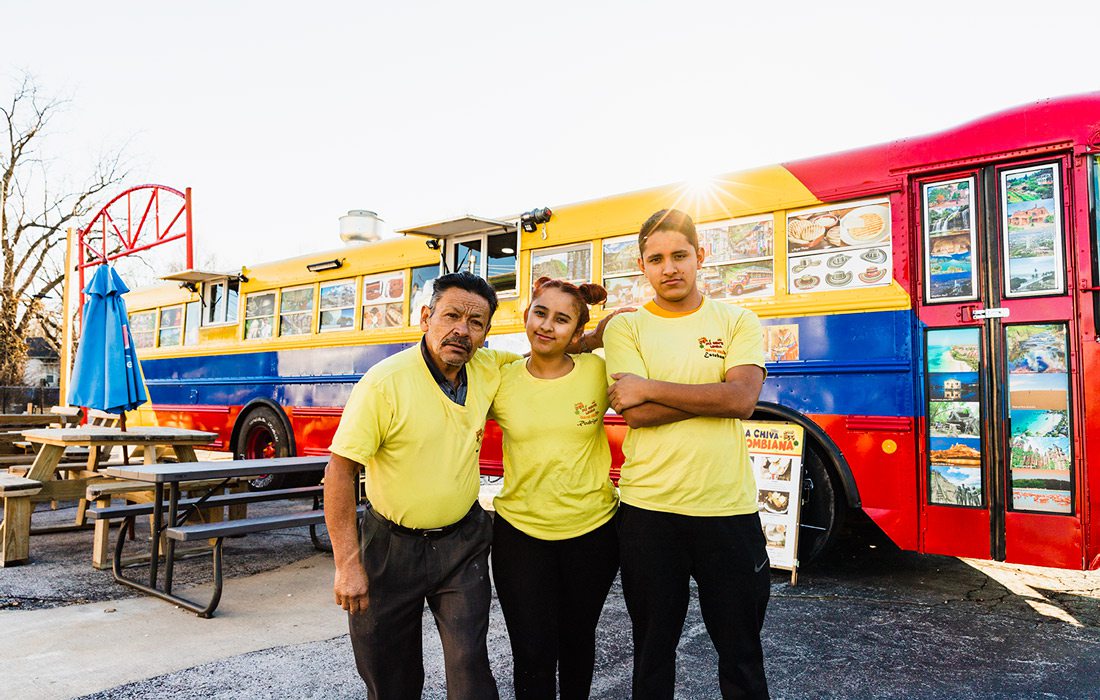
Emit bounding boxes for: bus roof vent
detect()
[340,210,385,245]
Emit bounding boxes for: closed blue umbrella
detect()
[68,264,148,427]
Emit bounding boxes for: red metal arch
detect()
[77,184,194,293]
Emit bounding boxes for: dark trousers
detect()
[491,514,619,700]
[618,503,771,700]
[349,504,499,700]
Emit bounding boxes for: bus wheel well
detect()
[751,402,860,509]
[231,400,297,458]
[231,401,301,490]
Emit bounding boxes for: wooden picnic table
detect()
[98,456,330,616]
[0,426,217,567]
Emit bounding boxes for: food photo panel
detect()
[362,271,405,329]
[787,198,892,293]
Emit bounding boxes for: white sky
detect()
[4,0,1099,278]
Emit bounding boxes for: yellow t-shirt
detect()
[490,353,617,540]
[329,345,520,529]
[603,297,766,516]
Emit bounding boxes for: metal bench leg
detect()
[309,496,331,552]
[110,518,225,618]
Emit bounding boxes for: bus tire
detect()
[797,441,845,564]
[235,406,291,491]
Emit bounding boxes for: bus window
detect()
[363,271,405,329]
[1092,156,1100,336]
[531,243,592,290]
[226,279,239,323]
[204,277,240,325]
[487,230,517,294]
[410,264,439,325]
[319,279,356,332]
[184,301,201,345]
[244,291,276,339]
[158,306,183,347]
[448,231,518,295]
[130,311,155,349]
[698,215,776,299]
[602,235,653,309]
[279,286,315,337]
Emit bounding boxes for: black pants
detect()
[349,504,499,700]
[618,503,771,700]
[491,514,619,700]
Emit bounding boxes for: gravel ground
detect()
[61,521,1100,700]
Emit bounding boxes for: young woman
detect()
[489,277,619,700]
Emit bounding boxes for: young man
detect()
[324,271,519,700]
[603,209,771,699]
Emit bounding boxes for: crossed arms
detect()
[608,365,766,429]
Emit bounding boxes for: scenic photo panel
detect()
[1006,324,1072,514]
[1000,164,1065,298]
[926,328,983,507]
[922,177,978,303]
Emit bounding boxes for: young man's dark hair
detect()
[429,271,499,318]
[638,208,699,254]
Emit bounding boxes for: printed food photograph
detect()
[758,489,791,515]
[787,199,892,292]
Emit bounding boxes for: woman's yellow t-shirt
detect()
[490,353,618,540]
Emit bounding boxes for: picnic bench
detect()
[0,426,217,567]
[95,456,342,617]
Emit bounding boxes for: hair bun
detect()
[532,276,552,295]
[578,283,608,306]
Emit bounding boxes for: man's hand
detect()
[334,565,370,614]
[609,372,652,412]
[324,453,372,615]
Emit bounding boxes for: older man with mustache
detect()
[324,271,521,699]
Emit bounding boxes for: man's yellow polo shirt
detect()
[329,345,519,529]
[490,354,617,540]
[603,297,766,517]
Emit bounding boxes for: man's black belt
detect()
[369,503,479,538]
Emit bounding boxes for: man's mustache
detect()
[442,337,472,351]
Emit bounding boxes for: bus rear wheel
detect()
[236,406,290,491]
[796,442,845,564]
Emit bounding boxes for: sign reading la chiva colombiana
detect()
[743,420,806,583]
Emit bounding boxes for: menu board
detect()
[1006,324,1072,513]
[926,328,984,507]
[787,198,892,294]
[744,420,806,578]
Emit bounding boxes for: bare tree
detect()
[0,75,127,384]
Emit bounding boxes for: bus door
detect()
[914,155,1083,568]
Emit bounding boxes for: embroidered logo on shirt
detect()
[698,336,727,359]
[475,427,485,447]
[574,401,600,426]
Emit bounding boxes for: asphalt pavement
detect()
[4,502,1099,699]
